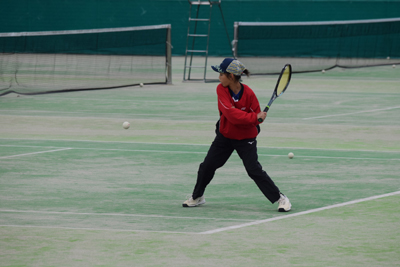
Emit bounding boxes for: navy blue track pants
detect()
[192,132,281,203]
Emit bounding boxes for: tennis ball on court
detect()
[393,65,396,68]
[140,83,144,87]
[322,70,325,74]
[122,121,130,129]
[288,152,294,159]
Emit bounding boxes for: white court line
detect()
[0,209,252,222]
[0,110,217,120]
[0,98,216,104]
[0,148,72,159]
[303,106,400,120]
[1,138,399,153]
[0,224,192,235]
[60,148,208,155]
[0,145,398,161]
[259,155,400,161]
[2,191,399,235]
[199,191,400,235]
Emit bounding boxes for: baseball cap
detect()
[211,58,246,76]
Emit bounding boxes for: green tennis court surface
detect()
[1,62,400,265]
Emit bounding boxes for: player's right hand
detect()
[257,111,267,122]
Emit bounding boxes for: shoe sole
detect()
[182,200,205,207]
[278,206,291,212]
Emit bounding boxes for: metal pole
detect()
[233,22,238,58]
[218,2,234,57]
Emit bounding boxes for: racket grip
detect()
[258,106,270,122]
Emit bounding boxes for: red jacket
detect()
[217,83,261,140]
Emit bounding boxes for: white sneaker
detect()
[182,195,206,207]
[278,193,291,212]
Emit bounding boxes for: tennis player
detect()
[183,58,291,212]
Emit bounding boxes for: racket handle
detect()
[258,106,270,122]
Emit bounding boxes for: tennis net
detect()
[0,24,172,96]
[233,18,400,74]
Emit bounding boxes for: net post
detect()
[166,25,172,84]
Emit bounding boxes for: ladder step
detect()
[187,50,207,53]
[190,1,212,5]
[189,18,210,22]
[188,34,208,37]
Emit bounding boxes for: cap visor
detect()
[211,65,222,73]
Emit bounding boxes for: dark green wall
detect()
[2,0,400,56]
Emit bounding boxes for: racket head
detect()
[274,64,292,97]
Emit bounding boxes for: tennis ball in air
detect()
[322,70,325,74]
[140,83,144,87]
[122,121,130,129]
[288,152,294,159]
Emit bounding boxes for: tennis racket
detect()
[258,64,292,122]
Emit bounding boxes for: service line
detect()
[0,148,72,159]
[302,106,400,120]
[199,191,400,234]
